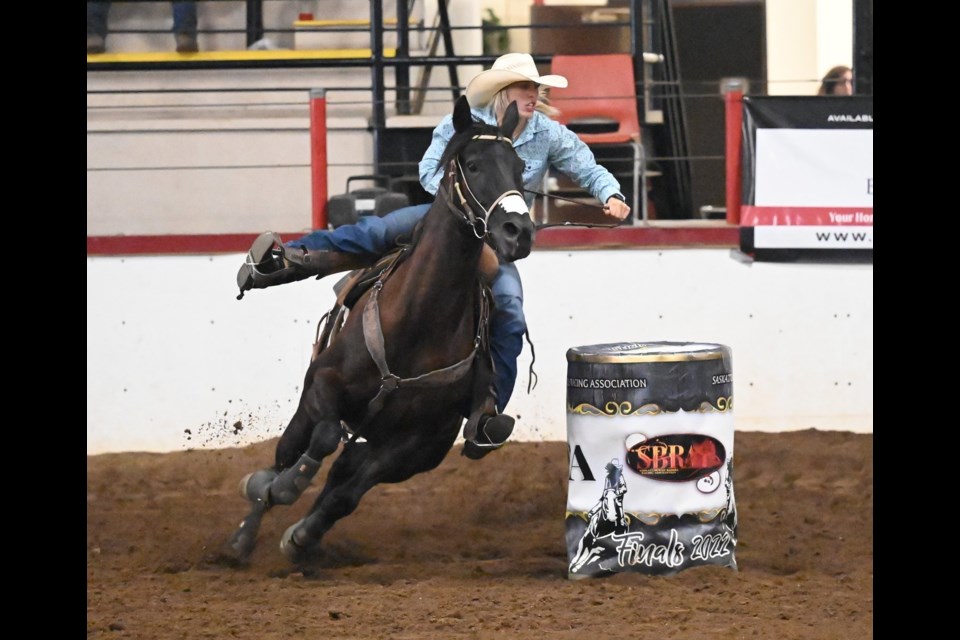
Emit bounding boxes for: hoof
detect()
[219,505,267,565]
[280,520,318,564]
[224,529,257,564]
[239,468,278,503]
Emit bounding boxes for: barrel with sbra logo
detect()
[565,341,737,579]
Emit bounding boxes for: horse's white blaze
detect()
[498,193,529,216]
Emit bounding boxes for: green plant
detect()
[482,8,509,56]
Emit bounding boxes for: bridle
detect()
[442,133,528,239]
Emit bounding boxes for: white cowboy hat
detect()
[464,53,568,107]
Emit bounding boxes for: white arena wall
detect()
[86,248,873,455]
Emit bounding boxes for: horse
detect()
[220,95,536,566]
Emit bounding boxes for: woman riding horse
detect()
[237,52,631,457]
[226,97,535,564]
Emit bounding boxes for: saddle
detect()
[334,248,406,310]
[310,246,495,367]
[311,247,407,362]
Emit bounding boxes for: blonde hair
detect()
[490,85,559,138]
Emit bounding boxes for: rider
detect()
[236,52,631,458]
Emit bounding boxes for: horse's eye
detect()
[466,161,479,172]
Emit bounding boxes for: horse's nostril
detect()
[502,222,520,239]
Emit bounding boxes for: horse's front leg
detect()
[280,416,461,564]
[223,369,345,561]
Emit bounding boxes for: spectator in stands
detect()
[87,2,199,54]
[817,65,853,96]
[235,52,631,459]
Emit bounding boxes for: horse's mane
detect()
[434,115,499,176]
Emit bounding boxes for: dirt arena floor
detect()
[87,429,872,639]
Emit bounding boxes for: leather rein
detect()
[523,188,629,230]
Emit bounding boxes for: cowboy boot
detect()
[462,383,515,460]
[236,231,376,299]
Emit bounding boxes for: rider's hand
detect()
[603,196,631,221]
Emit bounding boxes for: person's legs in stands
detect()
[87,2,110,53]
[172,2,199,52]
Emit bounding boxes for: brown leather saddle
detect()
[311,246,493,366]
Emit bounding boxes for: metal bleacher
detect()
[87,1,698,224]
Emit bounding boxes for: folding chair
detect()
[546,54,648,223]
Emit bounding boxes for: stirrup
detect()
[462,414,514,460]
[237,231,285,298]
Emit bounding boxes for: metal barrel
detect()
[564,341,738,579]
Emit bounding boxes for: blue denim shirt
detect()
[419,105,623,209]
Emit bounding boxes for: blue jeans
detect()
[289,204,525,413]
[87,2,198,37]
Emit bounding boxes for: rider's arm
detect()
[545,120,624,206]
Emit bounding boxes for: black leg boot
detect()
[236,231,377,299]
[267,453,323,505]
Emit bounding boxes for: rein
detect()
[524,188,629,230]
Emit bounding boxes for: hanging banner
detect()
[739,96,873,262]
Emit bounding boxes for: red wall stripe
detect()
[86,226,738,256]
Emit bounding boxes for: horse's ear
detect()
[453,95,472,133]
[501,101,520,140]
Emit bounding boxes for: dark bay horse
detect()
[222,96,536,565]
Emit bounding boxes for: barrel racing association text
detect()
[568,378,648,389]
